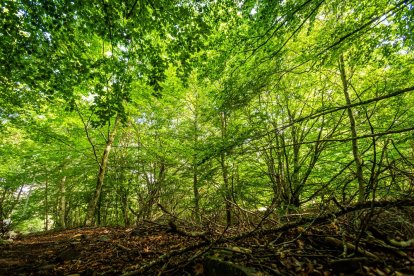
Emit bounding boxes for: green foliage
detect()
[0,0,413,229]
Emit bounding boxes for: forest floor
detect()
[1,204,414,275]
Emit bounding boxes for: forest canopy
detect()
[0,0,413,232]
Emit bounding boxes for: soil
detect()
[1,207,414,275]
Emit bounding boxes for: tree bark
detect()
[44,175,48,231]
[193,161,200,222]
[193,110,200,222]
[85,115,120,226]
[58,176,67,229]
[339,55,365,202]
[220,112,232,226]
[0,189,7,220]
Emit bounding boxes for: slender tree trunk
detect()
[339,55,365,202]
[193,112,200,222]
[85,115,120,226]
[58,176,67,229]
[0,189,7,220]
[97,193,102,225]
[264,131,282,207]
[44,175,48,231]
[266,148,278,199]
[290,123,301,207]
[220,151,231,226]
[117,158,130,225]
[274,131,287,204]
[193,161,200,222]
[220,112,232,226]
[121,192,129,226]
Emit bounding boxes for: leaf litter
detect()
[0,204,414,275]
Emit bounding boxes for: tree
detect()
[1,0,413,232]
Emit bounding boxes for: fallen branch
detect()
[112,242,132,251]
[228,199,414,242]
[124,223,231,275]
[168,221,208,239]
[122,199,414,275]
[389,238,414,248]
[330,257,373,273]
[323,236,379,259]
[364,235,410,259]
[157,203,208,239]
[122,241,209,276]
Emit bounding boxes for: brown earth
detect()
[1,207,414,275]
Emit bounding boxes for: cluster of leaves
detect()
[0,0,413,230]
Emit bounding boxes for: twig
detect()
[112,242,131,251]
[122,241,208,275]
[323,236,379,259]
[227,199,414,242]
[165,225,231,274]
[122,199,414,275]
[168,220,207,239]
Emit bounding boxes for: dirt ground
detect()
[1,209,414,275]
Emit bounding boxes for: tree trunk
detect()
[0,189,7,220]
[193,112,200,222]
[264,133,282,208]
[85,115,120,226]
[58,176,67,229]
[44,176,48,231]
[193,161,200,222]
[274,131,287,204]
[220,112,232,226]
[121,192,130,226]
[290,122,301,207]
[339,55,365,202]
[220,151,232,226]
